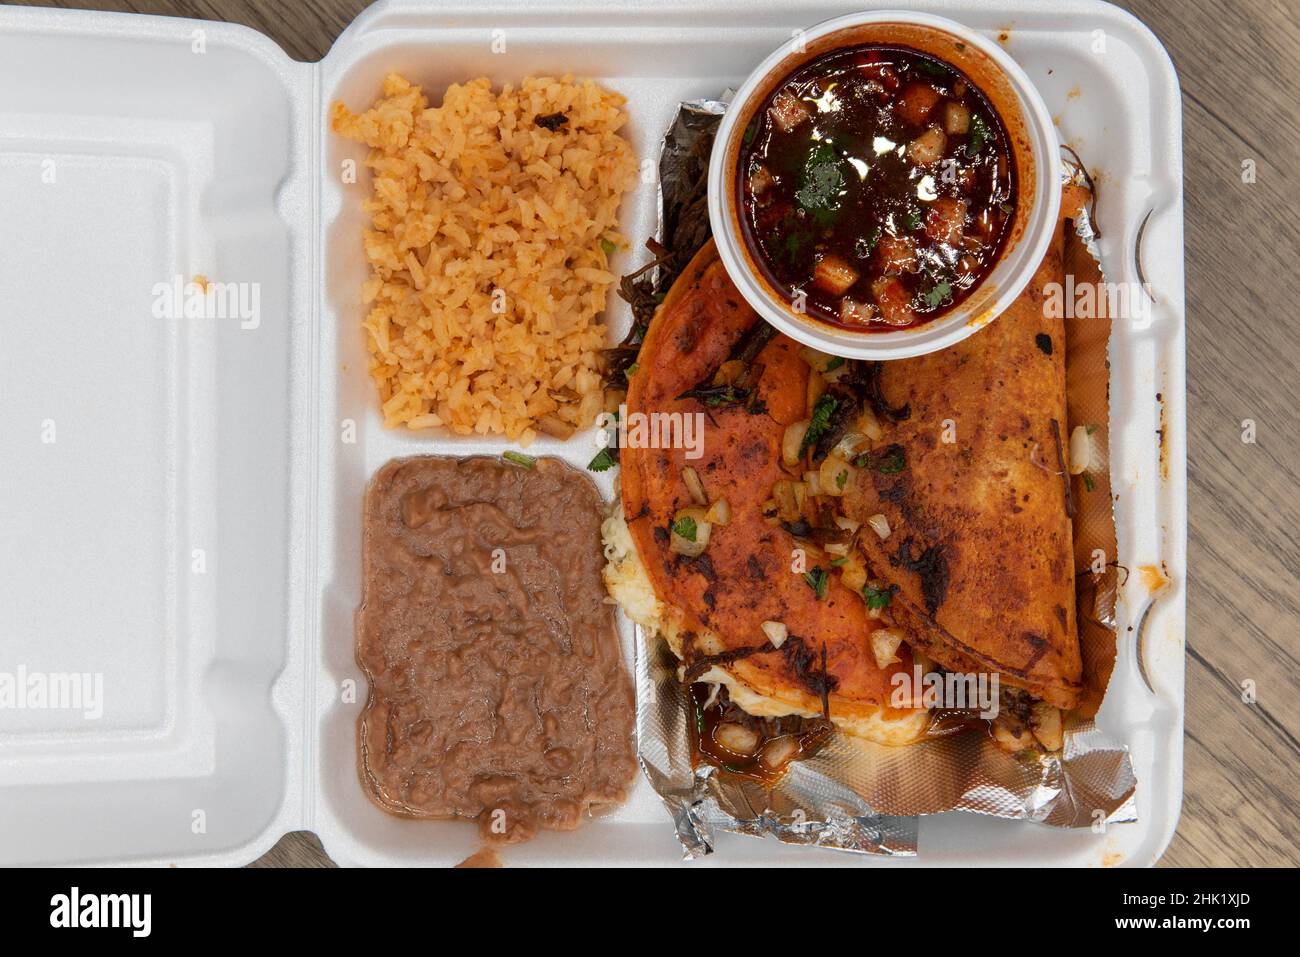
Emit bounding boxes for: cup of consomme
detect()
[709,11,1061,360]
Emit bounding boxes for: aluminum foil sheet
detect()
[631,100,1137,860]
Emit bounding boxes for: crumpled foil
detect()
[633,100,1137,860]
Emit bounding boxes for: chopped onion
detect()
[803,471,823,496]
[840,553,868,593]
[835,431,870,459]
[701,682,722,711]
[870,627,906,669]
[792,481,808,516]
[833,514,861,534]
[715,722,762,756]
[799,345,836,372]
[1068,425,1093,475]
[858,407,884,442]
[772,481,800,522]
[761,620,789,648]
[867,513,892,539]
[759,735,801,771]
[706,498,731,526]
[681,465,707,505]
[669,506,711,557]
[1031,701,1064,752]
[782,420,810,466]
[819,453,853,497]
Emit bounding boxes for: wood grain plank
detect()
[1106,0,1300,868]
[9,0,1295,868]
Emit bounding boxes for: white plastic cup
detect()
[709,10,1061,360]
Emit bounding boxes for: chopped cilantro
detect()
[626,362,639,376]
[1083,472,1096,492]
[502,450,536,469]
[922,281,953,308]
[863,584,896,609]
[587,448,615,472]
[795,142,844,226]
[856,228,882,259]
[824,356,845,373]
[781,230,813,265]
[800,394,838,457]
[803,566,829,600]
[913,59,951,80]
[830,556,848,567]
[903,208,923,231]
[967,114,991,156]
[836,469,849,490]
[671,515,698,542]
[600,238,618,256]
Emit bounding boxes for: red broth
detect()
[737,44,1017,331]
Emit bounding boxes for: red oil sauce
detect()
[737,44,1017,331]
[689,683,833,784]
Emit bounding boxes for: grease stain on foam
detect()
[1156,391,1169,480]
[1137,562,1169,596]
[455,846,504,868]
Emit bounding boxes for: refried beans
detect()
[357,455,637,844]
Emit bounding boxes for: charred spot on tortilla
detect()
[683,643,771,682]
[677,320,775,413]
[1049,418,1075,518]
[878,481,908,504]
[856,443,907,473]
[892,538,951,615]
[866,361,912,421]
[691,553,718,581]
[1019,633,1051,671]
[781,636,838,715]
[1035,332,1054,355]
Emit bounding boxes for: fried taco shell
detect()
[618,241,929,744]
[840,205,1083,710]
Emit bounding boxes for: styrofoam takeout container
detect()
[0,0,1185,867]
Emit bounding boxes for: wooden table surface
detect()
[16,0,1295,868]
